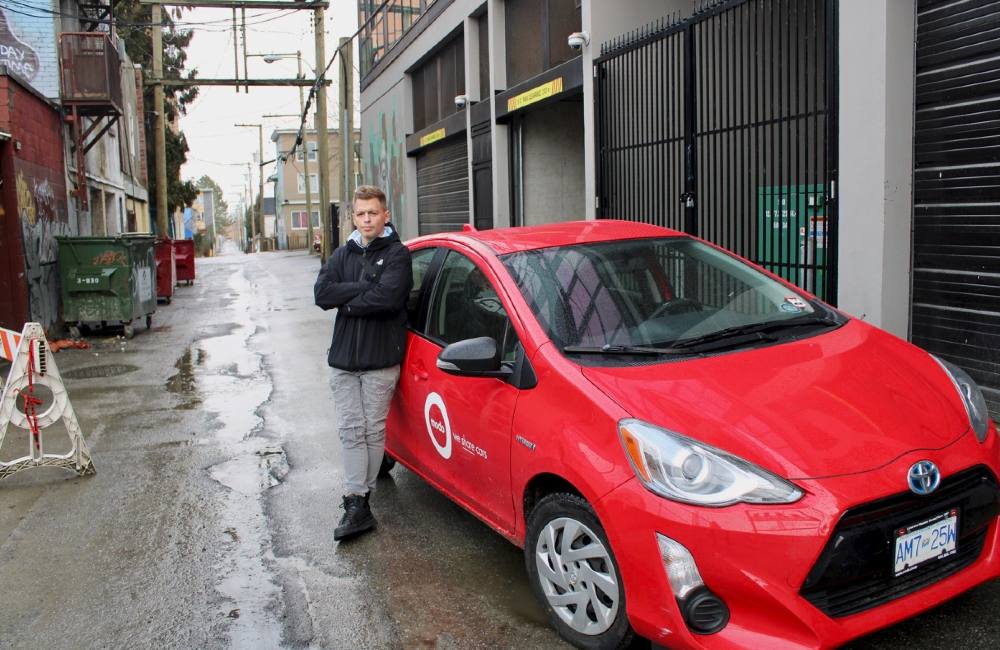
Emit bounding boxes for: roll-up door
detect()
[912,0,1000,416]
[416,138,469,235]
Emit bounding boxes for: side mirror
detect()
[437,336,512,379]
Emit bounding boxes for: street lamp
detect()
[250,51,319,253]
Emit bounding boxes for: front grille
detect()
[801,465,1000,618]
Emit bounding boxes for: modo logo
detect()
[424,392,452,459]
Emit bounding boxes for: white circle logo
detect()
[424,392,452,459]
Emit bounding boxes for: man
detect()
[314,185,412,541]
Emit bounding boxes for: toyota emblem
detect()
[907,460,941,495]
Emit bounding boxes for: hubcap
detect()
[535,517,620,635]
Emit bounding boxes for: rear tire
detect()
[377,453,396,477]
[525,493,634,650]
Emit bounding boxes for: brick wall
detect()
[0,73,69,330]
[0,7,60,100]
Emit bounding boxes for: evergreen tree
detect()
[114,2,200,216]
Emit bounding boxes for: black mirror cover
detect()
[438,336,501,373]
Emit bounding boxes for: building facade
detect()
[0,1,148,331]
[270,127,360,250]
[359,0,999,416]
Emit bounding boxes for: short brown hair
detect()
[353,185,387,212]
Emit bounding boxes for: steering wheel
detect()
[649,297,702,319]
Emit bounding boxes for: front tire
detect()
[525,493,634,650]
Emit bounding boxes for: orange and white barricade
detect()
[0,323,95,480]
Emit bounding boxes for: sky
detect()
[177,2,360,213]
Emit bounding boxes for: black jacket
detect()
[313,227,413,370]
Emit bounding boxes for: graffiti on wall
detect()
[0,8,58,99]
[365,101,406,223]
[16,169,68,329]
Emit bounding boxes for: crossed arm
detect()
[313,249,412,317]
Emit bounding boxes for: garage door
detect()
[416,137,469,235]
[912,0,1000,416]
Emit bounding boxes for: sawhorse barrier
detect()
[0,323,95,480]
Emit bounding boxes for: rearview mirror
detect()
[437,337,512,379]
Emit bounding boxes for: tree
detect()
[114,2,200,218]
[195,175,231,234]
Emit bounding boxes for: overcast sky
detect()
[178,2,359,212]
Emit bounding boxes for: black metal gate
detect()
[595,0,838,302]
[912,0,1000,416]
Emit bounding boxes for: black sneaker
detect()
[334,493,376,541]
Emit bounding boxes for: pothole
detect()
[62,364,139,380]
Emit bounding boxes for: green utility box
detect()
[756,184,828,301]
[56,235,157,339]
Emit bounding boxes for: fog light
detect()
[680,587,730,635]
[656,533,704,599]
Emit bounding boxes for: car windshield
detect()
[502,237,844,359]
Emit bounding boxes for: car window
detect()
[503,237,840,354]
[407,247,437,325]
[427,251,519,361]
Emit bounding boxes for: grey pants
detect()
[329,365,401,496]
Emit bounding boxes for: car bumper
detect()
[596,437,1000,649]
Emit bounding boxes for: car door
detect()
[386,246,441,470]
[403,248,519,532]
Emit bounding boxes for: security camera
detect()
[454,94,469,109]
[567,31,590,50]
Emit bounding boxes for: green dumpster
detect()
[56,235,157,339]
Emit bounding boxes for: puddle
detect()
[166,349,202,410]
[62,364,139,380]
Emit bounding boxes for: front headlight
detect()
[617,419,802,506]
[933,356,991,443]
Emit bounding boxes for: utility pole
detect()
[235,122,262,249]
[297,52,316,254]
[314,6,332,262]
[152,4,169,238]
[339,37,354,246]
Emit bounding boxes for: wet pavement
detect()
[0,247,564,649]
[1,246,998,649]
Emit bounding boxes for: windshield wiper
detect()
[669,315,841,351]
[562,344,685,356]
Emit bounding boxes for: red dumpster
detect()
[172,239,195,285]
[154,238,176,304]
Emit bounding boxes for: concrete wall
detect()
[361,80,412,235]
[521,100,585,224]
[838,0,916,337]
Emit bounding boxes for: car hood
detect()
[579,320,970,480]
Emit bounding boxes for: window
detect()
[411,34,466,131]
[505,0,582,86]
[427,251,518,361]
[291,210,320,229]
[407,247,438,326]
[297,174,319,193]
[295,141,318,162]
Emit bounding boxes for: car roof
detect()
[405,219,686,255]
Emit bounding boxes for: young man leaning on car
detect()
[313,185,413,541]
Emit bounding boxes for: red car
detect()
[382,220,999,649]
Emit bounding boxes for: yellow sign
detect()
[507,77,564,112]
[419,128,446,147]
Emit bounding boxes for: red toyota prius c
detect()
[380,220,999,649]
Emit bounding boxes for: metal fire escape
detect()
[59,1,123,211]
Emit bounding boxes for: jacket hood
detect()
[347,224,398,251]
[579,320,971,480]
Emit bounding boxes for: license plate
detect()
[893,509,958,577]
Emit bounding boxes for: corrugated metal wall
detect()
[912,0,1000,416]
